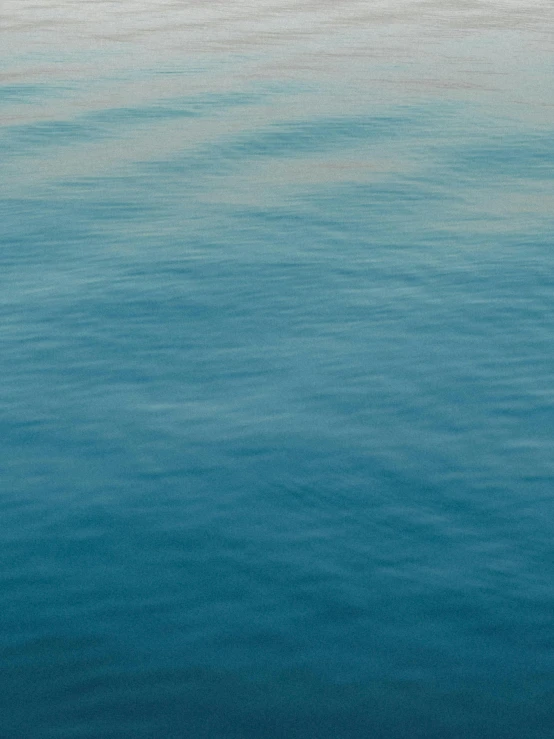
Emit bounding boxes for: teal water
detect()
[1,2,554,737]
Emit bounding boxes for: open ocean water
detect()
[1,1,554,737]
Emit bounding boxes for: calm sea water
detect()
[1,1,554,737]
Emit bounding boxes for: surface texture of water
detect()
[1,2,554,737]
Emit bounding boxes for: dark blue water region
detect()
[1,91,554,738]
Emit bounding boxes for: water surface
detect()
[1,1,554,737]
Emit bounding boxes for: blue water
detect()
[1,2,554,737]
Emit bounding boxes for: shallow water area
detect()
[1,1,554,737]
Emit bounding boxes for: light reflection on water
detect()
[1,2,553,738]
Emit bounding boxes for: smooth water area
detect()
[1,2,553,736]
